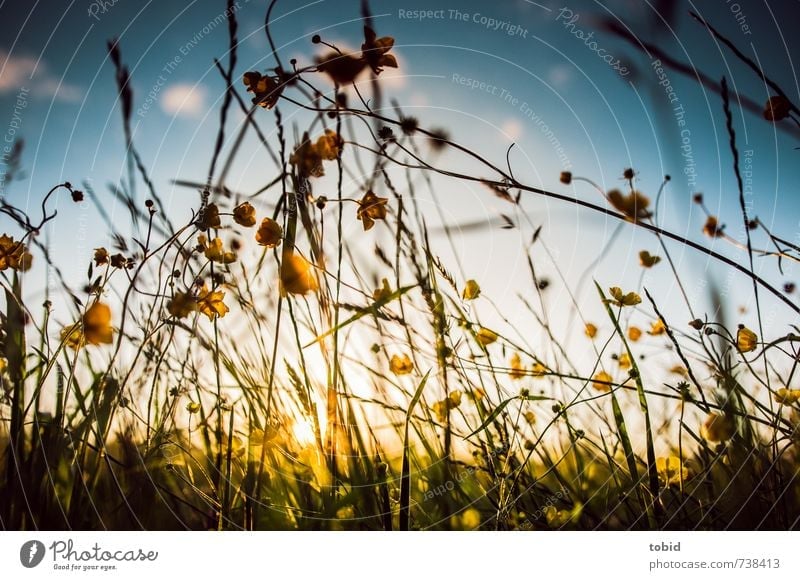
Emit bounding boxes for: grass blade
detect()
[399,370,431,531]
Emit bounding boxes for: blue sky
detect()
[1,0,799,336]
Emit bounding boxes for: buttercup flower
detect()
[389,353,413,375]
[628,326,642,342]
[774,388,800,405]
[656,456,688,487]
[607,189,651,222]
[584,323,598,339]
[280,253,318,295]
[0,235,32,271]
[592,371,613,392]
[510,353,525,380]
[93,247,109,266]
[475,327,498,347]
[607,287,641,307]
[316,52,367,85]
[432,390,462,422]
[199,234,237,264]
[290,133,325,178]
[736,325,758,353]
[243,71,282,109]
[638,250,661,268]
[361,26,397,74]
[196,284,228,320]
[701,413,735,442]
[167,291,198,319]
[314,130,343,160]
[197,203,221,230]
[356,191,388,231]
[255,218,283,248]
[373,278,392,302]
[233,202,257,227]
[703,216,724,238]
[648,319,667,335]
[61,302,114,349]
[462,279,481,300]
[763,95,791,121]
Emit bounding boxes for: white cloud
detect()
[160,83,207,118]
[0,50,82,102]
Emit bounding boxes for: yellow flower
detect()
[93,247,109,266]
[584,323,598,339]
[736,325,758,353]
[82,302,114,345]
[475,327,498,347]
[243,71,282,109]
[432,400,447,422]
[703,215,724,238]
[607,286,641,307]
[617,353,631,369]
[627,326,642,342]
[199,235,237,264]
[523,410,536,425]
[774,388,800,405]
[451,507,481,530]
[197,203,221,230]
[532,362,548,377]
[280,253,318,295]
[462,279,481,300]
[196,284,228,320]
[763,95,791,121]
[701,413,735,442]
[510,353,525,380]
[289,132,324,178]
[389,354,413,375]
[167,291,197,319]
[372,278,392,302]
[543,504,582,528]
[656,456,688,487]
[638,250,661,268]
[361,26,398,74]
[61,302,114,349]
[316,51,367,85]
[356,191,388,231]
[255,217,283,248]
[592,371,613,392]
[314,130,342,160]
[432,391,462,422]
[0,234,32,271]
[467,388,485,403]
[648,318,667,335]
[186,401,201,414]
[233,202,257,227]
[607,189,651,222]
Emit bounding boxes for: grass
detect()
[1,0,800,531]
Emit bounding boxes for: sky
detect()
[1,0,799,349]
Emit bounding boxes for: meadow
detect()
[1,0,800,531]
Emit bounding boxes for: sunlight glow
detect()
[292,417,317,446]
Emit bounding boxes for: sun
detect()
[292,417,317,446]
